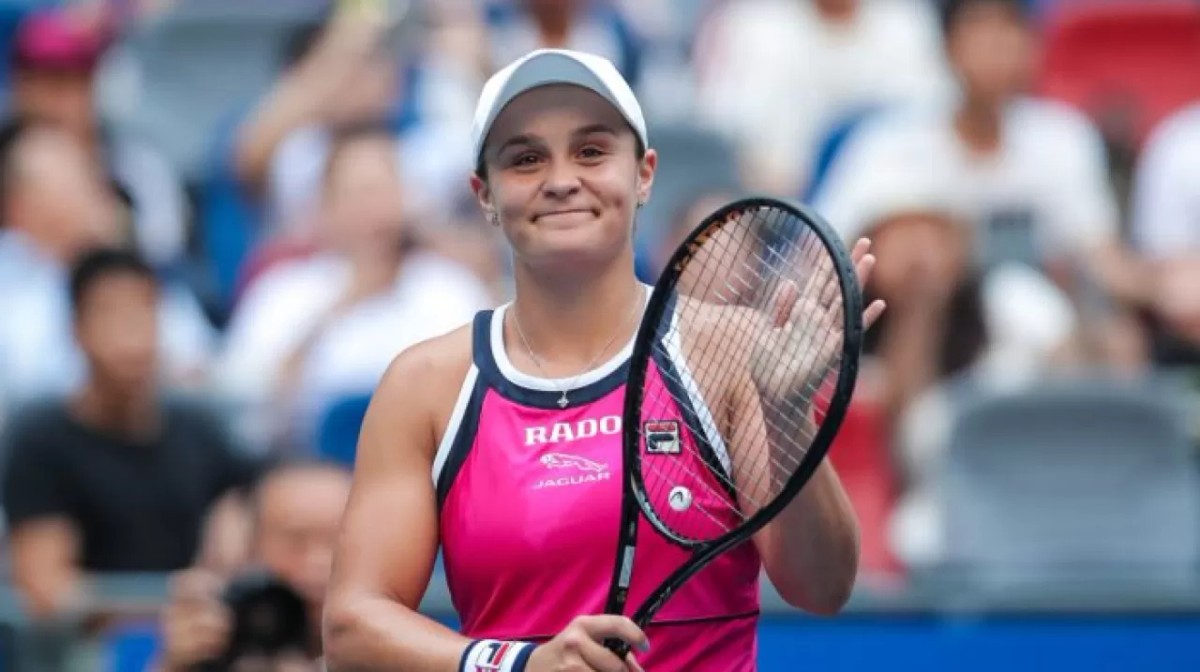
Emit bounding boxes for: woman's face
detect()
[471,85,655,274]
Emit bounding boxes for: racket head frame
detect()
[603,196,865,631]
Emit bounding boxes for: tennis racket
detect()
[602,196,864,655]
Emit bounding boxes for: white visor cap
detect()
[470,48,649,167]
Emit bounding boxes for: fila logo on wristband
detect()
[462,639,536,672]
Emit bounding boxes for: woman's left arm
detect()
[728,376,860,616]
[732,237,884,615]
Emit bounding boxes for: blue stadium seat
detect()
[103,621,161,672]
[316,393,374,467]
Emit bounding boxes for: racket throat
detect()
[617,544,636,589]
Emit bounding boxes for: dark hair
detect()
[68,246,157,316]
[939,0,1028,38]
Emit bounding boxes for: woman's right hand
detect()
[527,615,649,672]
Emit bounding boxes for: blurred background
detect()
[0,0,1198,669]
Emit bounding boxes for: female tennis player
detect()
[322,48,885,672]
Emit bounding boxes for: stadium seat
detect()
[316,393,374,467]
[937,375,1200,591]
[104,621,161,672]
[1036,1,1200,152]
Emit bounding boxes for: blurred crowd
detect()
[0,0,1197,668]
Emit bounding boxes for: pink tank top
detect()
[434,296,762,671]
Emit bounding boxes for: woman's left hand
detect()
[750,238,885,403]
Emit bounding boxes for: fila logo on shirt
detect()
[524,415,621,447]
[644,420,681,454]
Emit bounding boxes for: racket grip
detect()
[603,637,633,658]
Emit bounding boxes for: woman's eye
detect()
[579,146,606,159]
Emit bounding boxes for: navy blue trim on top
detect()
[472,310,630,410]
[436,378,486,512]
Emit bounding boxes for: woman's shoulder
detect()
[376,320,478,417]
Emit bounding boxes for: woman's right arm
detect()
[322,341,470,671]
[323,335,650,672]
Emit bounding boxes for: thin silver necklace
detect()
[511,287,644,408]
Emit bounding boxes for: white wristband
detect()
[460,639,536,672]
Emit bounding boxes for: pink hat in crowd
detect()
[11,8,108,72]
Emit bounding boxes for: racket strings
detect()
[637,205,847,543]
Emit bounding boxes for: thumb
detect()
[770,280,800,328]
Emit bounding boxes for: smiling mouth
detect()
[534,209,595,221]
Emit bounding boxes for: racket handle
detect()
[603,637,633,658]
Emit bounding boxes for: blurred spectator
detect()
[484,0,644,87]
[1129,102,1200,365]
[839,194,1079,570]
[8,6,190,269]
[157,460,351,671]
[0,247,259,619]
[0,119,214,416]
[848,184,1078,428]
[233,3,471,237]
[815,0,1146,370]
[693,0,952,194]
[214,124,492,452]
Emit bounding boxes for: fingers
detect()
[850,237,871,262]
[864,299,887,330]
[574,615,649,653]
[575,638,636,672]
[170,569,224,605]
[548,615,647,672]
[163,569,231,666]
[853,238,876,290]
[817,257,840,310]
[770,280,800,328]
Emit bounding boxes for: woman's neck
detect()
[507,255,644,376]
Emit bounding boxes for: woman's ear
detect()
[636,148,658,207]
[469,172,498,225]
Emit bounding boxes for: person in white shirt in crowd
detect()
[214,123,493,453]
[0,119,214,422]
[1128,102,1200,365]
[692,0,953,194]
[815,0,1147,371]
[832,175,1080,571]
